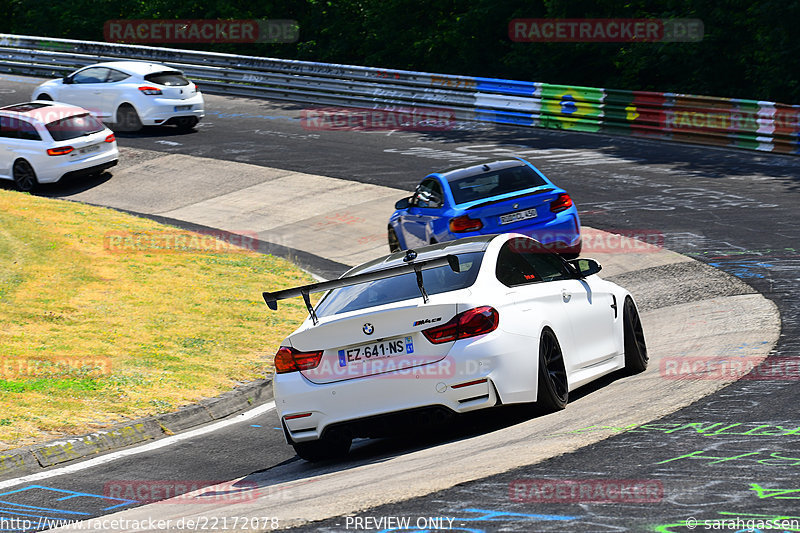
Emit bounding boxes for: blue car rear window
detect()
[448,165,547,205]
[315,252,484,317]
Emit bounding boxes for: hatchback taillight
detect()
[422,306,499,344]
[550,193,574,213]
[138,86,163,95]
[274,346,324,374]
[47,146,73,156]
[105,134,116,143]
[449,214,483,233]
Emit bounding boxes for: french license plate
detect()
[337,336,414,367]
[174,105,192,112]
[79,144,100,155]
[500,208,537,225]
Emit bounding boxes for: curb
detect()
[0,378,272,480]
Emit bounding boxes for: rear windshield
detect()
[46,114,105,141]
[315,252,484,317]
[144,71,190,86]
[449,165,547,205]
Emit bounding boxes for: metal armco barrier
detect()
[1,33,798,154]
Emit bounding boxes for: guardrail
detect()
[1,33,797,154]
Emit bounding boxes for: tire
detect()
[388,226,401,253]
[292,428,352,462]
[12,160,38,192]
[114,104,142,132]
[623,297,648,374]
[36,94,53,101]
[174,116,199,132]
[536,328,569,412]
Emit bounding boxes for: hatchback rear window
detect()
[46,114,105,141]
[448,165,548,205]
[144,71,190,86]
[314,252,484,317]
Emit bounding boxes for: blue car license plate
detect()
[500,208,537,225]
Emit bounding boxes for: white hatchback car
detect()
[263,233,648,461]
[33,61,205,132]
[0,102,118,191]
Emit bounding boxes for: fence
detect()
[0,33,797,154]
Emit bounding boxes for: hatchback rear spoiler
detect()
[263,251,461,325]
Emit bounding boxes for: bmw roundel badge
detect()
[363,323,374,335]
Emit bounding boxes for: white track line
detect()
[0,401,276,490]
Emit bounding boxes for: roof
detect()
[346,235,498,277]
[438,159,527,182]
[0,101,87,124]
[81,61,177,76]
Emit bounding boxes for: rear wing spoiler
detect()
[262,251,461,325]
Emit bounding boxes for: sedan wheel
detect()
[536,328,569,412]
[292,428,352,462]
[388,226,401,253]
[623,297,648,373]
[115,104,143,132]
[12,160,38,192]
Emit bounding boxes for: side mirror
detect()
[568,258,602,278]
[62,76,73,84]
[394,197,411,209]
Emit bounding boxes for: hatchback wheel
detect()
[13,160,37,192]
[536,328,569,412]
[174,116,199,132]
[115,104,142,132]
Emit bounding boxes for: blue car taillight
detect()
[449,214,483,233]
[550,193,574,213]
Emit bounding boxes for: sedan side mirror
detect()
[568,258,602,278]
[395,197,411,209]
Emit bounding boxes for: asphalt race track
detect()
[1,74,800,532]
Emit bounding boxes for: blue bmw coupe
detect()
[388,158,582,257]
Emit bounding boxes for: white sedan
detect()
[0,101,118,191]
[33,61,204,132]
[263,233,648,461]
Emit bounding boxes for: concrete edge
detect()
[0,378,272,480]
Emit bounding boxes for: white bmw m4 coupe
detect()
[263,233,647,461]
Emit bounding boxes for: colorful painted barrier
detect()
[0,33,797,154]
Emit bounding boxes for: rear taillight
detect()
[138,86,162,95]
[422,306,499,344]
[550,193,574,213]
[105,134,116,143]
[274,346,324,374]
[47,146,73,156]
[449,214,483,233]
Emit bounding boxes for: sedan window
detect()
[412,179,443,208]
[71,67,111,84]
[449,165,547,205]
[496,237,572,286]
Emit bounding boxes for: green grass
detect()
[0,190,313,450]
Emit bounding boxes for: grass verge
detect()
[0,190,312,450]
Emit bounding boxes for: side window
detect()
[496,241,539,286]
[496,238,572,286]
[0,117,41,140]
[106,69,131,83]
[412,179,443,208]
[72,67,109,84]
